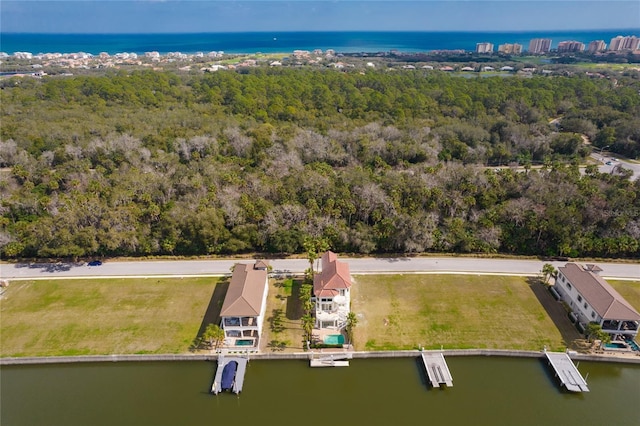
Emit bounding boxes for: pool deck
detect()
[211,355,248,394]
[420,352,453,387]
[544,350,589,392]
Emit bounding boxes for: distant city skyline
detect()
[1,1,639,34]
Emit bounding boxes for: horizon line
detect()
[2,28,639,36]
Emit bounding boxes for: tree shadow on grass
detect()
[190,278,229,351]
[285,279,305,321]
[526,277,585,351]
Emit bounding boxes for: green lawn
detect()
[609,280,640,312]
[351,275,566,352]
[0,278,218,357]
[259,278,306,353]
[2,276,637,357]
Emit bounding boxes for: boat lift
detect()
[211,355,249,394]
[420,352,453,388]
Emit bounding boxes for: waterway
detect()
[2,357,639,426]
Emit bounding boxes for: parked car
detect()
[606,161,612,165]
[87,260,103,266]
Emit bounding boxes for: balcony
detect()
[223,317,256,328]
[602,320,638,331]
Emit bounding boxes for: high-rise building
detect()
[609,35,640,51]
[498,43,522,54]
[528,38,552,54]
[557,41,585,53]
[476,42,494,53]
[587,40,607,53]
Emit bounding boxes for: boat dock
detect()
[310,353,352,367]
[420,352,453,387]
[544,351,589,392]
[211,355,248,394]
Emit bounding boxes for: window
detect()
[561,276,565,282]
[566,282,572,291]
[577,295,582,302]
[591,311,596,319]
[584,302,588,309]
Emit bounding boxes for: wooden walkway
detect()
[211,355,248,394]
[420,352,453,387]
[544,351,589,392]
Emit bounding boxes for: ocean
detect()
[1,30,639,55]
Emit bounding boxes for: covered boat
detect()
[221,361,238,391]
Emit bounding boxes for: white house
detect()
[554,263,640,340]
[219,261,269,350]
[313,251,352,329]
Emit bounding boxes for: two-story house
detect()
[313,251,352,329]
[219,261,269,350]
[555,263,640,341]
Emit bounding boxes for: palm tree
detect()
[301,313,314,343]
[345,312,358,345]
[303,236,330,276]
[203,323,225,351]
[541,263,556,284]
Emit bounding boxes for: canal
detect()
[2,357,639,426]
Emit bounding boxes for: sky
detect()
[1,1,639,34]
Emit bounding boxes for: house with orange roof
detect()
[219,261,269,350]
[555,263,640,341]
[313,251,352,329]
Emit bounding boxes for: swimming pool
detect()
[604,342,629,350]
[324,334,345,345]
[235,339,254,346]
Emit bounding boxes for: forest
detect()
[1,67,639,259]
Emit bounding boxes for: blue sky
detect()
[1,1,639,33]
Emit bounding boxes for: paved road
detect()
[2,257,638,280]
[590,153,640,181]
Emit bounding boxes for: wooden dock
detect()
[211,355,248,394]
[310,353,352,367]
[420,352,453,387]
[544,351,589,392]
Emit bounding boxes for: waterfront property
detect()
[313,251,352,330]
[219,262,269,350]
[351,274,566,352]
[554,263,640,342]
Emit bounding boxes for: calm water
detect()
[2,357,639,426]
[2,30,639,55]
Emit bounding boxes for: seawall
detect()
[2,348,639,365]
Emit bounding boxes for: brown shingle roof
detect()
[313,251,351,298]
[220,263,268,317]
[559,263,640,321]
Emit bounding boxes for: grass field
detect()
[609,280,640,312]
[259,278,306,352]
[1,276,638,357]
[351,275,567,352]
[0,278,218,357]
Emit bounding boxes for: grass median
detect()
[0,278,218,357]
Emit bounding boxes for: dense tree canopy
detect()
[1,68,639,259]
